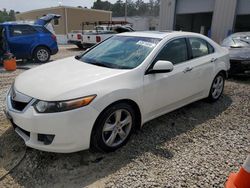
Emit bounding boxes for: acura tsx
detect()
[5,31,230,153]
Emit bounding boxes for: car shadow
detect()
[228,75,250,84]
[66,47,83,52]
[0,94,232,187]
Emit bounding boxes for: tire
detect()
[207,72,225,102]
[91,103,136,152]
[33,46,51,63]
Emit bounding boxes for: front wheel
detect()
[207,73,225,102]
[91,103,136,152]
[33,47,51,63]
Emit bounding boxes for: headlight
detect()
[34,95,96,113]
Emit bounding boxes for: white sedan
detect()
[5,31,230,153]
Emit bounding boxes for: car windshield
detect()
[78,36,161,69]
[222,33,250,48]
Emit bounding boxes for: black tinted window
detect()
[10,25,37,36]
[189,38,209,58]
[154,38,188,65]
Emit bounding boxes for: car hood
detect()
[14,56,127,101]
[229,47,250,60]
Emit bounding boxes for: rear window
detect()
[10,25,37,36]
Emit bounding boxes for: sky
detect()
[0,0,119,12]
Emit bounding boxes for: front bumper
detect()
[229,59,250,75]
[5,91,99,153]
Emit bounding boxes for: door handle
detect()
[183,67,193,73]
[211,58,218,63]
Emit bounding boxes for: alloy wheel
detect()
[211,75,224,99]
[102,109,132,147]
[37,49,49,62]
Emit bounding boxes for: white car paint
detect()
[5,31,230,153]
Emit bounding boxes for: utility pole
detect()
[125,0,128,22]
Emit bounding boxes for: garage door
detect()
[176,0,215,14]
[237,0,250,15]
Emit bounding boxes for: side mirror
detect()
[146,60,174,74]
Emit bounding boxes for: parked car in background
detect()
[221,32,250,75]
[67,22,134,49]
[67,30,83,49]
[81,25,134,49]
[5,31,229,153]
[0,14,60,63]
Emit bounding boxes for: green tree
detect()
[112,0,125,17]
[92,0,113,11]
[126,0,137,16]
[0,9,16,23]
[91,0,160,17]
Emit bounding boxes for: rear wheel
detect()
[207,73,225,102]
[91,103,136,152]
[33,46,50,63]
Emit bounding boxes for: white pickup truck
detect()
[67,26,113,49]
[81,25,134,49]
[68,24,134,49]
[67,30,83,49]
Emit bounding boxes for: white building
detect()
[159,0,250,42]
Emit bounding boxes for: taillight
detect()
[77,34,82,40]
[51,34,57,41]
[96,36,101,43]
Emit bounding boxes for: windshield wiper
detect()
[91,62,112,68]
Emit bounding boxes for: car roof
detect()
[117,31,203,39]
[0,21,40,27]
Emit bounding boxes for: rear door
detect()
[186,37,216,94]
[8,25,38,58]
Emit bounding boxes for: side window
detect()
[154,38,188,65]
[189,38,209,58]
[10,25,37,36]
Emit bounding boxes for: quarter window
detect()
[10,25,37,36]
[154,38,188,65]
[189,38,211,58]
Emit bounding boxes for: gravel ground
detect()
[0,46,249,187]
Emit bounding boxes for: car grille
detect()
[9,87,33,112]
[11,99,29,111]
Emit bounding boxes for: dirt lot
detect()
[0,45,249,188]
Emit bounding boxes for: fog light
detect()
[38,134,55,145]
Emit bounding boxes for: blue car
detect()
[0,14,60,63]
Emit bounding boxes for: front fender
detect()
[90,88,144,120]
